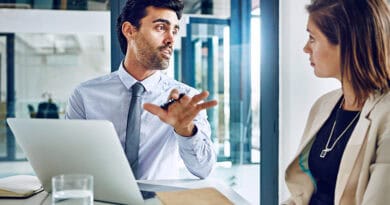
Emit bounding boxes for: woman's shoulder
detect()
[311,88,342,108]
[380,91,390,102]
[370,91,390,114]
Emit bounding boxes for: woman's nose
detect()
[303,41,310,54]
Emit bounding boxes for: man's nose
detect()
[163,31,175,46]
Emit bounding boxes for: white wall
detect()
[0,9,110,34]
[279,0,340,201]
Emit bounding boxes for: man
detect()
[65,0,218,180]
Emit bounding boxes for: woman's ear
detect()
[121,21,137,40]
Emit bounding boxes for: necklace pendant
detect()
[320,149,330,158]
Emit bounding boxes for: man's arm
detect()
[175,114,216,179]
[65,88,86,119]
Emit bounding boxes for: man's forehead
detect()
[143,6,179,24]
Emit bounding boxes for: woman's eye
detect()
[309,35,315,42]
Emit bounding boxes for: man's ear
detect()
[121,21,137,40]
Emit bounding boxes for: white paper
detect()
[0,175,42,194]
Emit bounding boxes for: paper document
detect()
[0,175,43,198]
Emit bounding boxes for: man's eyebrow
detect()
[152,18,180,30]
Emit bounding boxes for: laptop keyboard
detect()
[140,190,156,200]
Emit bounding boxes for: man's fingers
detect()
[181,100,218,125]
[143,103,167,119]
[144,94,218,129]
[191,91,210,105]
[168,89,180,100]
[178,95,191,106]
[196,100,218,110]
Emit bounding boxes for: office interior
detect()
[3,0,386,204]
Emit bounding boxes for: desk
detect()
[0,179,251,205]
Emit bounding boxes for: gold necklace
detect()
[320,99,361,158]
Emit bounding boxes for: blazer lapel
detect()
[335,93,385,204]
[296,91,342,156]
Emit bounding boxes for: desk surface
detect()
[0,179,251,205]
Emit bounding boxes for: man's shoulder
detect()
[77,71,120,89]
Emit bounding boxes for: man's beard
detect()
[148,45,171,70]
[134,36,171,70]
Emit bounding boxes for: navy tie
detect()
[125,82,145,179]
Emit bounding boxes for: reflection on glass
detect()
[0,0,109,11]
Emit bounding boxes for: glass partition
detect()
[177,12,259,204]
[14,33,109,119]
[179,15,260,165]
[0,35,7,159]
[181,17,231,162]
[0,9,110,161]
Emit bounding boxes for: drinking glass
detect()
[52,174,93,205]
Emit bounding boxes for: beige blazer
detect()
[284,89,390,205]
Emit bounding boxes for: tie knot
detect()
[131,82,145,97]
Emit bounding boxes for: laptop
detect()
[6,118,145,204]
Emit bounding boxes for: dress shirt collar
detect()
[118,61,161,93]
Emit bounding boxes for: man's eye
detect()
[156,25,166,31]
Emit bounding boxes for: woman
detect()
[284,0,390,204]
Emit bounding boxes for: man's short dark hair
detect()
[116,0,184,55]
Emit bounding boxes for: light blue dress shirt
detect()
[65,63,216,180]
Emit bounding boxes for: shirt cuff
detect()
[175,126,205,149]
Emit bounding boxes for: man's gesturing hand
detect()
[143,89,218,137]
